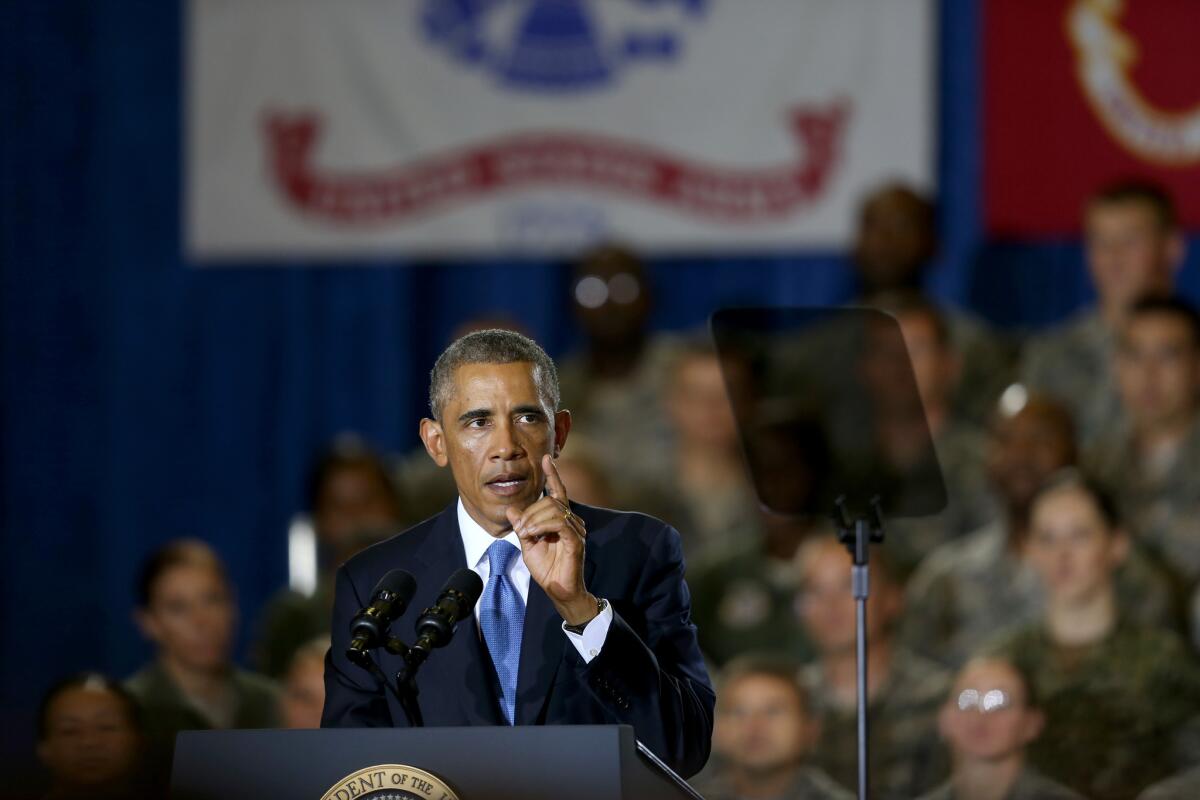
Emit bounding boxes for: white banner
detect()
[187,0,934,259]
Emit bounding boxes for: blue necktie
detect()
[479,540,525,724]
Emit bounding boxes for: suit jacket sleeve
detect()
[577,522,715,779]
[321,563,397,728]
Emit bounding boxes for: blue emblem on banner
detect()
[419,0,708,92]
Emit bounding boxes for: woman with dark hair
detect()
[127,539,278,785]
[988,471,1200,800]
[37,673,146,799]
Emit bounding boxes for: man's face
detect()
[985,405,1074,513]
[716,674,814,775]
[1085,202,1178,314]
[1025,486,1126,606]
[314,464,400,554]
[795,540,898,655]
[666,354,739,452]
[39,687,140,788]
[422,362,569,535]
[138,564,236,672]
[1115,313,1200,432]
[938,660,1042,763]
[852,188,934,293]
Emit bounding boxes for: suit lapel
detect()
[411,503,504,726]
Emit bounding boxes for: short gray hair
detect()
[429,329,560,420]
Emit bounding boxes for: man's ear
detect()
[419,418,449,468]
[1110,528,1131,566]
[552,409,572,458]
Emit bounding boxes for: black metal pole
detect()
[852,517,870,800]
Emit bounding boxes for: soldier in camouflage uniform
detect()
[1021,181,1184,448]
[916,656,1083,800]
[687,514,822,667]
[695,655,853,800]
[1088,296,1200,591]
[796,536,950,799]
[850,183,1017,427]
[903,395,1175,667]
[988,473,1200,800]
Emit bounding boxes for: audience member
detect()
[556,244,680,491]
[1022,180,1185,447]
[988,472,1200,800]
[1089,295,1200,589]
[37,674,148,800]
[128,540,278,783]
[628,338,763,561]
[280,636,329,730]
[695,655,852,800]
[851,182,1015,424]
[255,436,405,677]
[549,434,619,508]
[867,293,997,573]
[796,536,949,799]
[903,393,1174,666]
[688,514,820,667]
[916,657,1082,800]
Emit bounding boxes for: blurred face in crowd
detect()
[852,186,935,294]
[716,673,816,775]
[552,453,614,508]
[39,685,140,789]
[137,562,236,673]
[572,246,651,344]
[1085,200,1180,315]
[938,659,1043,764]
[420,361,569,535]
[795,538,901,655]
[667,352,740,453]
[897,310,958,416]
[986,401,1075,515]
[1115,311,1200,433]
[281,649,327,729]
[314,462,401,553]
[1025,484,1128,606]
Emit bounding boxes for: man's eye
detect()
[467,418,489,428]
[516,413,539,423]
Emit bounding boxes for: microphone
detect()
[346,569,417,665]
[407,569,484,666]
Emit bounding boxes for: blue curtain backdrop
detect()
[3,0,1199,779]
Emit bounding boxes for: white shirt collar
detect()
[457,498,523,570]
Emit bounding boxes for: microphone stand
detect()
[831,494,885,800]
[348,639,424,727]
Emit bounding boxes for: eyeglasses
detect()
[955,688,1013,713]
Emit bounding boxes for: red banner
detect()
[985,0,1200,237]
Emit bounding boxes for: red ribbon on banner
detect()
[263,102,849,225]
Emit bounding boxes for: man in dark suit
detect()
[322,329,715,778]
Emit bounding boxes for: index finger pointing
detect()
[542,453,569,503]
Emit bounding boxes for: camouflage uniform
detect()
[800,649,951,799]
[626,475,764,565]
[945,307,1020,427]
[693,765,856,800]
[1138,766,1200,800]
[557,334,681,494]
[989,620,1200,800]
[1088,420,1200,587]
[916,768,1084,800]
[1020,309,1122,449]
[902,519,1178,667]
[688,543,813,667]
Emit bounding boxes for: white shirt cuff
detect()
[561,598,613,663]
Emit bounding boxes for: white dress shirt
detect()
[457,499,611,663]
